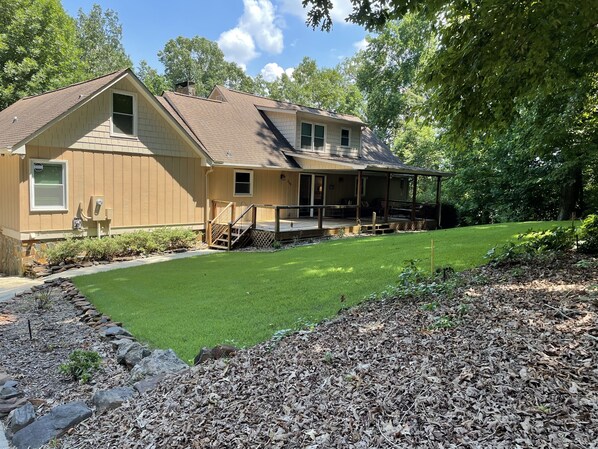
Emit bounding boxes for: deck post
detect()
[251,205,257,229]
[227,222,232,250]
[317,207,323,229]
[384,172,391,222]
[231,203,236,222]
[210,200,216,220]
[275,206,280,237]
[207,222,212,246]
[356,170,362,224]
[411,175,418,222]
[435,176,442,228]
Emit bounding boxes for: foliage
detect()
[0,0,85,109]
[75,4,132,77]
[73,221,561,362]
[264,57,364,117]
[136,60,170,95]
[486,225,577,265]
[33,289,52,310]
[59,350,101,383]
[158,36,253,97]
[43,228,197,265]
[579,214,598,254]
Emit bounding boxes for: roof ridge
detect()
[164,91,223,104]
[218,85,363,120]
[19,68,129,101]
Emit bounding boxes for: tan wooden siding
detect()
[30,77,194,158]
[208,167,299,221]
[19,145,205,234]
[0,155,21,232]
[264,111,296,147]
[294,158,358,171]
[295,114,361,157]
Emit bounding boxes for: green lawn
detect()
[74,221,562,363]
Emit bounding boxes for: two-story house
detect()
[0,69,448,274]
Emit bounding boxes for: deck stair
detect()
[208,203,256,250]
[210,225,252,250]
[360,223,396,235]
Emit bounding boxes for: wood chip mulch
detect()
[54,254,598,448]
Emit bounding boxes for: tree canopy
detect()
[75,4,132,77]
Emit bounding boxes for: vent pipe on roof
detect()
[175,80,196,96]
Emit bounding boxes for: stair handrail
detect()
[229,204,256,247]
[209,201,234,247]
[211,201,234,224]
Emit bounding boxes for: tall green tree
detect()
[0,0,84,110]
[158,36,253,97]
[75,4,132,77]
[306,0,598,218]
[266,57,364,116]
[136,60,169,96]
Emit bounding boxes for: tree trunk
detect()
[557,165,583,220]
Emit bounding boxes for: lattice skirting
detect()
[250,230,276,248]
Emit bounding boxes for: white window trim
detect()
[341,128,351,148]
[110,89,138,138]
[29,159,68,212]
[300,121,327,151]
[233,170,253,197]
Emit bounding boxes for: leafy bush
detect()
[59,350,101,383]
[579,214,598,254]
[486,225,576,265]
[43,228,198,265]
[44,238,84,265]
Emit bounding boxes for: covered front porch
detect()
[207,168,445,249]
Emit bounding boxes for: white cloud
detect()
[353,38,368,52]
[260,62,294,81]
[218,0,284,67]
[217,28,257,68]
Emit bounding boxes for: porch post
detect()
[411,175,418,221]
[384,172,391,222]
[435,176,442,228]
[275,206,280,235]
[356,170,362,223]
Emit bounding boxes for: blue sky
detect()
[61,0,369,81]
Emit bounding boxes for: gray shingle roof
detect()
[0,70,128,151]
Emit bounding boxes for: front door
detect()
[299,174,326,217]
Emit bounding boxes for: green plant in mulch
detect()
[578,214,598,254]
[59,350,102,384]
[33,289,53,310]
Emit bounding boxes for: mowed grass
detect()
[73,221,562,363]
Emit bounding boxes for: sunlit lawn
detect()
[73,221,562,363]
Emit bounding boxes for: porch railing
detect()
[207,200,234,246]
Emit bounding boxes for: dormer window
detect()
[341,128,350,147]
[111,91,137,137]
[300,122,325,150]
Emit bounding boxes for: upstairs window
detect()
[111,91,136,137]
[234,170,253,196]
[341,128,350,147]
[300,122,325,150]
[30,160,67,211]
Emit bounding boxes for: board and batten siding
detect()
[19,146,206,234]
[0,155,21,232]
[29,77,191,158]
[208,167,299,221]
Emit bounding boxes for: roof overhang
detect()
[256,106,366,127]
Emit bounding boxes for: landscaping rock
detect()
[11,401,92,449]
[0,386,22,400]
[193,345,238,365]
[132,375,166,395]
[116,341,151,369]
[7,402,35,434]
[0,373,10,387]
[129,349,187,382]
[0,398,28,417]
[92,387,135,414]
[103,326,133,338]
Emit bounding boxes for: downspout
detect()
[204,167,214,238]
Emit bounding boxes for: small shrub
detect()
[33,289,52,310]
[44,238,84,265]
[429,314,456,330]
[272,240,282,250]
[82,237,119,261]
[59,350,101,383]
[579,214,598,254]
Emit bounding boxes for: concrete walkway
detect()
[0,248,216,303]
[0,421,8,449]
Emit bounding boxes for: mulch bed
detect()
[50,253,597,448]
[0,284,127,416]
